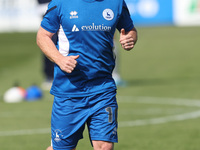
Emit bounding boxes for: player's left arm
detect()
[119,27,137,51]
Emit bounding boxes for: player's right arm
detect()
[36,26,79,73]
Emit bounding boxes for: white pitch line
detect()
[119,110,200,127]
[0,128,50,137]
[1,96,200,137]
[118,96,200,126]
[117,96,200,107]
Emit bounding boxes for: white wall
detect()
[0,0,41,32]
[173,0,200,26]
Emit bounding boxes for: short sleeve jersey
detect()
[41,0,134,97]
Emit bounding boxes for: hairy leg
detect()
[92,141,114,150]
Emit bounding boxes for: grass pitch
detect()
[0,26,200,150]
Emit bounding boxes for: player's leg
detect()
[46,146,53,150]
[87,90,118,150]
[51,96,88,150]
[92,141,114,150]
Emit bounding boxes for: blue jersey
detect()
[41,0,134,97]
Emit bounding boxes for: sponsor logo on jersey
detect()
[72,23,111,32]
[70,11,78,19]
[81,23,111,31]
[72,24,79,32]
[102,9,114,21]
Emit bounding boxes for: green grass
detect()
[119,26,200,99]
[0,26,200,150]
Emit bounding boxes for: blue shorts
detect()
[51,90,118,150]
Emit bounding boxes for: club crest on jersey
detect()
[103,9,114,21]
[70,11,78,19]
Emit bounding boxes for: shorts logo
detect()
[103,9,114,21]
[53,129,63,142]
[112,127,117,135]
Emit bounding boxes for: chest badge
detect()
[102,9,114,21]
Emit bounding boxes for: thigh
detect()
[87,90,118,143]
[51,96,88,150]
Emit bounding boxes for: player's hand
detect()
[120,28,137,51]
[58,55,79,73]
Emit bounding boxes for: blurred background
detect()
[1,0,200,32]
[0,0,200,150]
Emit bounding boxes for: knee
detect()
[93,141,114,150]
[101,143,113,150]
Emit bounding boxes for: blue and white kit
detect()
[41,0,134,97]
[41,0,134,149]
